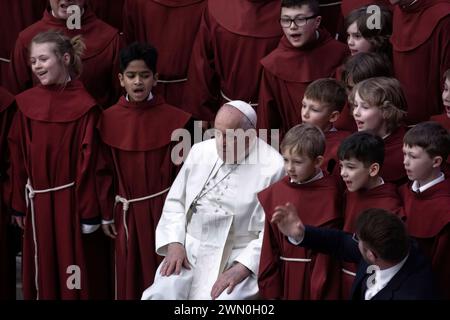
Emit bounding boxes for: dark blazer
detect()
[299,226,440,300]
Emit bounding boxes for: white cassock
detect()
[141,138,285,300]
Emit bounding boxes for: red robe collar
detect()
[16,80,97,122]
[152,0,204,7]
[98,95,191,151]
[261,29,349,82]
[19,8,118,59]
[209,0,282,38]
[391,0,450,51]
[0,87,14,113]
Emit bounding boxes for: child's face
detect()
[339,158,374,192]
[119,60,157,102]
[346,22,372,55]
[280,5,321,48]
[353,91,386,135]
[30,42,69,86]
[442,77,450,118]
[50,0,86,20]
[403,144,439,183]
[282,149,320,184]
[301,97,338,132]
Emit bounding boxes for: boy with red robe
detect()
[0,0,48,86]
[301,78,350,174]
[390,0,450,124]
[9,31,110,299]
[350,77,408,185]
[122,0,206,108]
[0,87,17,299]
[338,131,403,298]
[400,121,450,299]
[258,123,343,300]
[98,43,192,300]
[8,0,122,108]
[257,0,349,140]
[182,0,282,122]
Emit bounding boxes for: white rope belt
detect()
[0,57,11,63]
[341,268,356,277]
[25,179,75,300]
[280,256,312,263]
[319,1,342,7]
[220,90,258,107]
[114,187,171,242]
[157,78,188,84]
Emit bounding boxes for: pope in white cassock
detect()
[141,101,285,300]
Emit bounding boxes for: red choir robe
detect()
[8,80,111,300]
[341,0,392,17]
[122,0,206,108]
[257,30,349,139]
[0,0,48,86]
[182,0,282,121]
[334,65,358,132]
[391,0,450,124]
[380,126,408,185]
[341,182,403,299]
[430,113,450,131]
[400,178,450,299]
[97,95,191,300]
[258,174,343,300]
[319,1,345,40]
[0,87,16,299]
[89,0,125,31]
[323,129,351,175]
[8,8,122,108]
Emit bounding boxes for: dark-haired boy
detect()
[97,42,192,299]
[337,131,403,298]
[400,121,450,299]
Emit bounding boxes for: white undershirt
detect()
[125,92,153,102]
[411,172,445,193]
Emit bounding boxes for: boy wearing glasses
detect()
[257,0,349,140]
[337,131,403,299]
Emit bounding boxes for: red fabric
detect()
[381,126,408,185]
[391,0,450,124]
[88,0,125,31]
[0,87,16,299]
[0,0,48,86]
[123,0,206,108]
[182,0,282,121]
[258,175,343,300]
[8,8,122,108]
[323,129,351,174]
[97,95,191,299]
[334,66,358,132]
[9,80,111,299]
[319,0,346,40]
[341,182,403,298]
[400,179,450,299]
[430,113,450,130]
[257,30,349,139]
[341,0,392,17]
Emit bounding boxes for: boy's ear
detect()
[314,155,324,169]
[329,110,340,123]
[368,162,380,177]
[118,73,125,88]
[153,72,159,87]
[62,52,70,66]
[314,15,322,29]
[432,155,443,168]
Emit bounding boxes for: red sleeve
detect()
[258,216,283,299]
[182,8,220,121]
[431,224,450,299]
[7,112,28,214]
[256,69,283,134]
[95,135,115,221]
[7,36,32,94]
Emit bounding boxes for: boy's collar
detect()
[125,91,153,102]
[412,172,445,193]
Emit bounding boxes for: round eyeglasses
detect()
[279,14,318,28]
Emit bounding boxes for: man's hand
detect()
[102,223,117,239]
[13,216,25,229]
[271,202,305,242]
[210,262,251,300]
[160,242,191,276]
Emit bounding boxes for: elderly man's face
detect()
[214,107,255,163]
[50,0,86,20]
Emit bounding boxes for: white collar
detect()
[365,254,409,300]
[290,170,324,185]
[125,91,153,102]
[411,172,445,193]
